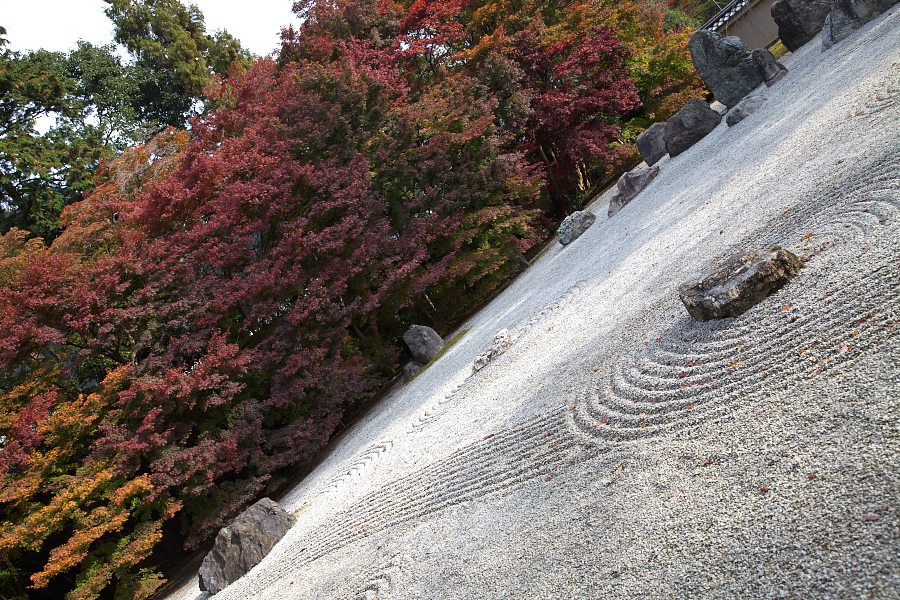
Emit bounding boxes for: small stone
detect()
[751,49,788,86]
[403,325,444,364]
[557,211,596,245]
[679,246,804,321]
[727,94,767,127]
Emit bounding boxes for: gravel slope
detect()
[163,10,900,600]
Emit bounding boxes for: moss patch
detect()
[769,40,789,60]
[409,329,470,382]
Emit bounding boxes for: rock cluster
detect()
[678,246,804,321]
[557,211,596,245]
[198,498,296,595]
[608,166,660,217]
[403,325,444,364]
[473,329,512,371]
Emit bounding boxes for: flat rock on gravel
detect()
[158,10,900,600]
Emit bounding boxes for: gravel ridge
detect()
[162,10,900,600]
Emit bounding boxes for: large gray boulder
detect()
[688,31,763,107]
[664,100,722,157]
[727,94,768,126]
[822,0,899,49]
[678,246,804,321]
[557,210,596,245]
[198,498,296,595]
[636,122,668,167]
[771,0,832,51]
[751,49,788,86]
[608,166,660,218]
[403,325,444,364]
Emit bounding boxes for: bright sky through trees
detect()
[0,0,302,56]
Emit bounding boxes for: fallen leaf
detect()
[728,360,741,368]
[799,349,809,355]
[679,373,689,378]
[760,486,770,493]
[802,233,814,239]
[545,476,552,481]
[669,490,683,504]
[569,406,575,410]
[687,362,695,367]
[686,404,694,410]
[840,345,851,354]
[613,464,623,476]
[808,474,817,480]
[656,337,661,342]
[639,424,647,428]
[858,314,874,324]
[484,434,494,440]
[599,418,607,424]
[781,305,791,312]
[702,458,712,466]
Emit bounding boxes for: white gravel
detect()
[162,9,900,600]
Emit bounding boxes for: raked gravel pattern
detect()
[163,10,900,600]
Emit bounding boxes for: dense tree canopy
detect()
[0,2,706,598]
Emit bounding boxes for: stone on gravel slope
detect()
[198,498,295,595]
[689,30,763,107]
[678,246,804,321]
[608,166,660,217]
[771,0,832,51]
[403,325,444,364]
[636,122,667,166]
[557,211,596,245]
[664,100,722,157]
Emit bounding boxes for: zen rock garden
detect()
[184,5,900,598]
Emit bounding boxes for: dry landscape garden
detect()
[0,0,898,599]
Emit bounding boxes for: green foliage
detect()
[0,31,108,240]
[103,0,252,128]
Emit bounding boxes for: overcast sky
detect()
[1,0,303,57]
